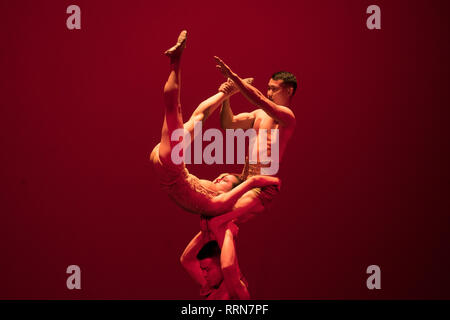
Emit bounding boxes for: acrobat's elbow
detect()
[180,254,189,267]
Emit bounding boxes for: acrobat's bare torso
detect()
[251,108,295,166]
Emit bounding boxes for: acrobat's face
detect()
[199,257,223,288]
[212,174,240,192]
[267,78,292,105]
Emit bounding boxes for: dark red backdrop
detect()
[1,0,449,299]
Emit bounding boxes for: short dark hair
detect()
[229,173,243,188]
[271,71,298,95]
[196,241,221,260]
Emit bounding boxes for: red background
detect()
[1,0,449,299]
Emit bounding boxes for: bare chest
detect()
[253,111,279,131]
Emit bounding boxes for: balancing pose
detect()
[215,57,298,207]
[216,56,297,172]
[150,30,280,216]
[180,215,249,299]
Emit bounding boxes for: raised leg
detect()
[158,30,187,165]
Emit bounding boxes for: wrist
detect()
[209,217,225,233]
[228,72,239,81]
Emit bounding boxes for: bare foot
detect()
[218,77,254,95]
[164,30,187,59]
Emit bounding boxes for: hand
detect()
[250,175,281,190]
[218,79,237,95]
[200,216,209,232]
[208,213,232,234]
[208,215,223,233]
[214,56,235,79]
[208,216,239,239]
[219,77,254,95]
[201,229,215,242]
[227,221,239,238]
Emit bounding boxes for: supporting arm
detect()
[206,175,280,216]
[215,56,296,128]
[180,231,208,288]
[220,94,256,130]
[210,223,250,300]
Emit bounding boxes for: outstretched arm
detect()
[184,77,255,134]
[209,191,265,246]
[206,175,281,216]
[215,56,296,128]
[183,91,230,138]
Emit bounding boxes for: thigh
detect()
[159,112,185,165]
[150,143,184,185]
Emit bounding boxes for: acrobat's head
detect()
[267,71,298,106]
[212,173,243,193]
[197,240,223,289]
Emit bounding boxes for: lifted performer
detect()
[150,30,280,216]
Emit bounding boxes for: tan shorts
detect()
[244,163,280,207]
[150,143,187,186]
